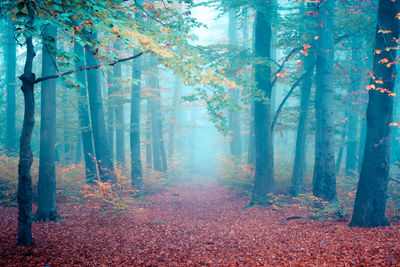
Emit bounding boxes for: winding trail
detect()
[1,176,400,266]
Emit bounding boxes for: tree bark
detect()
[349,0,400,227]
[85,32,115,182]
[17,2,35,246]
[5,18,17,155]
[35,25,59,222]
[131,47,143,196]
[312,0,337,201]
[250,8,274,205]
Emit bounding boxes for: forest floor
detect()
[1,176,400,266]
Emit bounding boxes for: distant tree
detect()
[74,42,98,183]
[345,37,362,178]
[350,0,400,227]
[149,55,167,172]
[4,18,17,155]
[131,4,144,195]
[228,8,242,160]
[35,25,59,222]
[290,4,316,197]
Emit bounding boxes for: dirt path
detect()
[1,179,400,266]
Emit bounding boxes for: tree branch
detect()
[34,52,143,84]
[271,68,313,132]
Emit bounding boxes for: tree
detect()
[114,44,125,165]
[35,24,59,222]
[228,8,242,160]
[131,5,143,195]
[149,55,167,172]
[17,0,36,246]
[168,77,182,158]
[74,42,98,183]
[250,5,274,205]
[290,45,316,196]
[349,0,400,227]
[290,3,317,196]
[345,37,362,178]
[85,32,115,182]
[312,0,337,201]
[4,17,17,155]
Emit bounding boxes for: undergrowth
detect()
[0,152,189,216]
[217,153,400,221]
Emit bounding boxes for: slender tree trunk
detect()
[146,98,153,169]
[290,44,316,196]
[228,8,242,160]
[17,3,35,246]
[114,46,125,165]
[345,37,361,177]
[312,0,337,201]
[74,42,98,183]
[349,0,400,227]
[5,18,16,155]
[247,102,255,165]
[75,134,82,164]
[106,70,115,162]
[62,82,70,165]
[85,32,115,182]
[250,8,274,205]
[131,47,143,195]
[35,25,59,222]
[149,55,167,172]
[168,77,181,158]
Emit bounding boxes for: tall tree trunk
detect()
[114,46,125,165]
[228,8,242,160]
[345,37,361,177]
[75,134,82,164]
[349,0,400,227]
[62,81,70,165]
[5,18,16,155]
[168,77,181,158]
[17,3,35,246]
[250,8,274,205]
[85,32,115,182]
[146,98,153,169]
[131,47,143,196]
[106,70,115,162]
[247,103,255,165]
[290,44,316,196]
[35,25,59,222]
[74,42,98,183]
[312,0,337,201]
[149,55,167,172]
[358,118,367,173]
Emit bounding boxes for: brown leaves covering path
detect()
[1,179,400,266]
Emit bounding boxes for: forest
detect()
[0,0,400,265]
